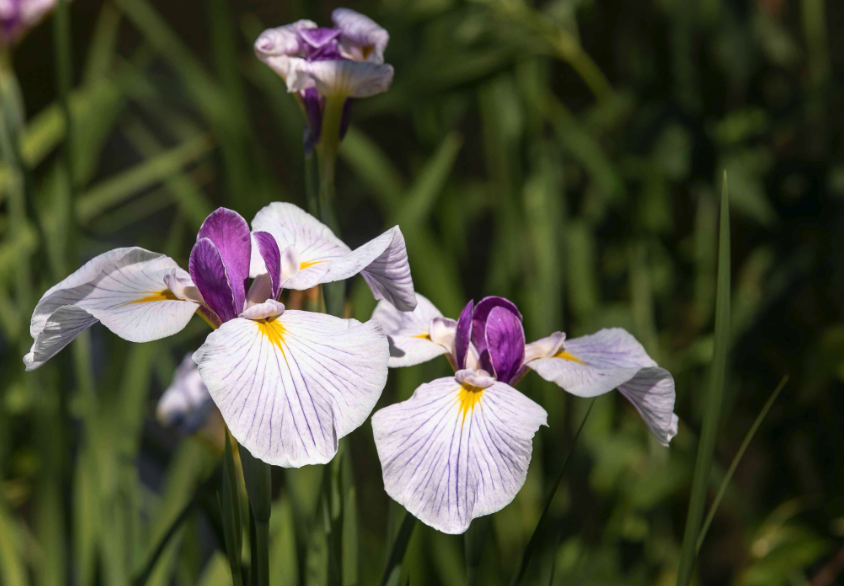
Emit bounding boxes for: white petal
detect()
[372,377,547,534]
[372,294,450,367]
[251,202,349,289]
[193,310,388,467]
[326,227,416,311]
[332,8,390,64]
[240,300,285,321]
[156,354,214,434]
[288,60,393,98]
[526,328,656,397]
[618,367,679,446]
[253,20,318,80]
[25,248,199,370]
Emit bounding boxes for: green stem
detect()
[254,520,270,586]
[238,444,271,586]
[304,152,319,217]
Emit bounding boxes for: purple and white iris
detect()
[25,203,416,467]
[371,294,678,534]
[254,8,392,152]
[1,0,58,45]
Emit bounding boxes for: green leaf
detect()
[675,171,731,586]
[380,511,417,586]
[510,399,595,586]
[221,433,244,586]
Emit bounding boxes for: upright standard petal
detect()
[193,311,388,467]
[287,59,393,98]
[190,238,237,322]
[332,8,389,63]
[253,231,281,300]
[373,294,451,367]
[24,248,199,370]
[526,328,678,444]
[485,306,525,385]
[471,296,522,371]
[372,376,547,534]
[197,208,252,313]
[454,300,474,370]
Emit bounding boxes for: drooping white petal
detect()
[253,20,318,80]
[526,328,656,397]
[372,376,547,534]
[251,202,349,289]
[372,294,451,367]
[618,367,679,446]
[24,248,199,371]
[526,328,678,444]
[193,311,388,467]
[251,203,416,309]
[156,354,214,434]
[287,59,394,98]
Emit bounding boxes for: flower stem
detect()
[238,444,272,586]
[315,96,346,317]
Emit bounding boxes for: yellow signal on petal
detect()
[127,289,180,304]
[300,260,326,270]
[554,350,585,365]
[257,318,286,353]
[457,384,484,425]
[412,332,431,340]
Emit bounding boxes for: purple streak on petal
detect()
[471,296,522,357]
[302,87,323,155]
[197,208,251,313]
[189,238,237,322]
[300,27,341,48]
[454,300,474,370]
[485,306,526,385]
[339,98,352,140]
[253,231,281,299]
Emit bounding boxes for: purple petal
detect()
[485,306,526,385]
[197,208,251,313]
[454,300,474,370]
[189,238,237,323]
[253,231,281,299]
[299,27,341,49]
[471,296,522,370]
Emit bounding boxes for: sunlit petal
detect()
[618,367,679,446]
[24,248,198,370]
[287,59,393,98]
[373,294,450,367]
[372,376,547,534]
[194,311,388,467]
[197,208,252,313]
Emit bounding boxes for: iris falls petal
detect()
[194,311,388,467]
[372,377,547,534]
[24,248,199,370]
[373,294,451,367]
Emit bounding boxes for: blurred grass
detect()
[2,0,843,585]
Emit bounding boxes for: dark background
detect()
[2,0,843,584]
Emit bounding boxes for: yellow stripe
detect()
[553,350,585,364]
[300,260,326,270]
[412,332,430,340]
[457,384,484,425]
[125,290,179,305]
[257,318,286,353]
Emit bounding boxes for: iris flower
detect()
[254,8,392,152]
[25,203,416,467]
[371,294,677,533]
[1,0,58,45]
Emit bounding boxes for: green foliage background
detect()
[1,0,843,584]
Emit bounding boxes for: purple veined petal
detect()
[197,208,252,314]
[372,293,450,368]
[454,300,474,370]
[371,376,547,534]
[194,311,388,467]
[24,248,199,370]
[485,306,526,385]
[618,367,678,446]
[331,8,389,64]
[253,231,281,300]
[470,296,522,363]
[299,27,341,49]
[190,238,237,323]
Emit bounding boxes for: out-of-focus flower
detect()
[156,353,214,435]
[371,294,678,533]
[25,205,417,467]
[1,0,60,46]
[254,8,393,152]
